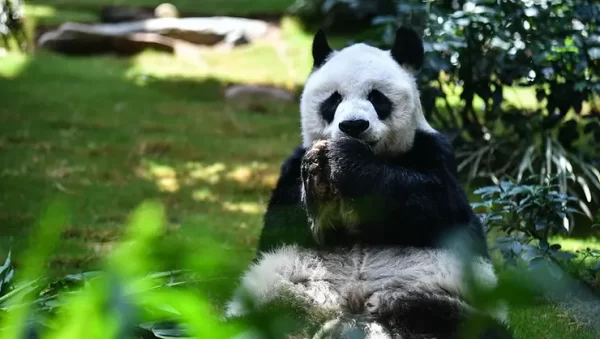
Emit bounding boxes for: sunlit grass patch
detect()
[553,236,600,252]
[0,53,30,78]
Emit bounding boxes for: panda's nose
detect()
[339,119,370,137]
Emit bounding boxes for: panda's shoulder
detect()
[412,129,454,153]
[402,129,455,166]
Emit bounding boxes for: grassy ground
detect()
[0,50,299,270]
[1,2,599,338]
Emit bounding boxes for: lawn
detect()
[1,2,599,338]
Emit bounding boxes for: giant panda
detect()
[224,27,513,338]
[255,27,488,257]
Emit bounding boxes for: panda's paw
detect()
[301,140,337,206]
[324,137,373,183]
[328,137,373,161]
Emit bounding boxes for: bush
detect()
[473,177,600,291]
[289,0,397,32]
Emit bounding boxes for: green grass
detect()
[1,2,599,338]
[510,304,598,339]
[24,4,100,25]
[0,50,302,273]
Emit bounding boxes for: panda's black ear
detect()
[312,28,333,68]
[390,26,424,71]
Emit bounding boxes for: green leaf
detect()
[511,241,523,255]
[539,238,550,250]
[528,257,546,270]
[535,222,547,231]
[471,202,489,209]
[522,250,542,261]
[551,251,577,261]
[547,262,563,280]
[473,186,502,196]
[508,186,529,195]
[0,251,11,274]
[0,251,14,298]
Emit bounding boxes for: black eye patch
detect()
[368,89,393,120]
[319,91,342,124]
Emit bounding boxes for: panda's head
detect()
[300,27,435,156]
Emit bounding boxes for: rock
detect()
[37,17,271,55]
[154,3,179,18]
[224,84,296,113]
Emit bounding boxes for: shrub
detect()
[289,0,397,32]
[473,177,600,291]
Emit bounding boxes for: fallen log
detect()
[37,17,270,56]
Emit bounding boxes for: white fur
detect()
[313,318,396,339]
[226,245,509,328]
[225,245,339,318]
[300,43,435,155]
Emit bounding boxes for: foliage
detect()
[0,199,297,339]
[0,0,26,51]
[391,0,599,214]
[473,177,600,289]
[289,0,397,32]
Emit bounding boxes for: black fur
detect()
[319,91,342,123]
[380,293,514,339]
[367,89,393,120]
[312,26,424,72]
[312,28,333,69]
[256,146,313,256]
[391,26,425,71]
[256,130,489,258]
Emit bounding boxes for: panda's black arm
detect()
[328,133,484,247]
[255,146,315,256]
[331,140,452,220]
